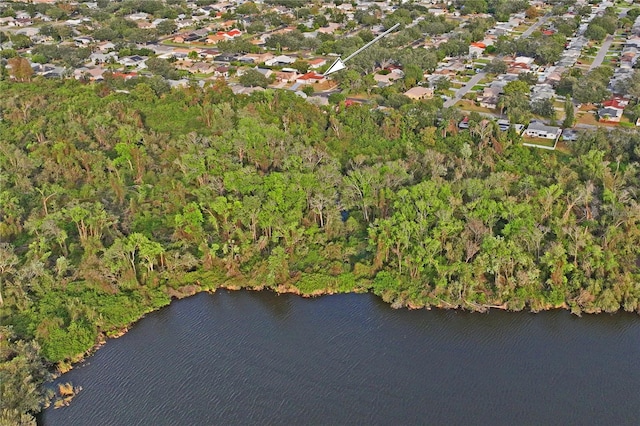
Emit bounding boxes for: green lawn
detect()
[522,136,556,148]
[161,40,199,48]
[455,100,495,114]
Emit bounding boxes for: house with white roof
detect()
[126,12,149,21]
[265,55,296,66]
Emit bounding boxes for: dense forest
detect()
[2,77,640,424]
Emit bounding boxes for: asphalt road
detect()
[589,35,614,71]
[443,14,551,109]
[518,14,550,40]
[443,71,486,108]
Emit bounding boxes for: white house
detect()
[126,12,150,21]
[118,55,148,69]
[469,44,485,58]
[598,106,624,122]
[265,55,296,66]
[524,122,561,140]
[308,58,327,69]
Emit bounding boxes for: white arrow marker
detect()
[325,58,347,75]
[323,23,400,76]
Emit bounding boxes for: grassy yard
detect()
[455,99,496,115]
[576,111,599,126]
[522,136,556,148]
[620,115,633,125]
[576,111,620,128]
[313,81,337,91]
[161,40,208,48]
[555,140,572,155]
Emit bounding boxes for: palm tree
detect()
[497,94,507,118]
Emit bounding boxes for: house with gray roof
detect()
[598,106,623,122]
[524,122,561,140]
[530,84,555,103]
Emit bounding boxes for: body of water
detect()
[42,291,640,425]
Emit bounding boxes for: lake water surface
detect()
[42,290,640,425]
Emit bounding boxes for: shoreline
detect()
[40,278,635,417]
[49,279,593,378]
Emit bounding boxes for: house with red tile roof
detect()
[110,71,137,80]
[469,42,486,58]
[296,72,325,84]
[215,29,242,40]
[602,97,629,109]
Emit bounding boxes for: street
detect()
[444,13,550,109]
[589,35,614,71]
[518,14,550,40]
[443,72,485,108]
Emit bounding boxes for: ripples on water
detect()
[42,291,640,425]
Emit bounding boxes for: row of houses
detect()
[610,16,640,97]
[173,28,242,45]
[473,0,636,120]
[476,57,543,110]
[459,116,562,140]
[596,13,640,123]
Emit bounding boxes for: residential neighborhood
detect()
[3,0,640,147]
